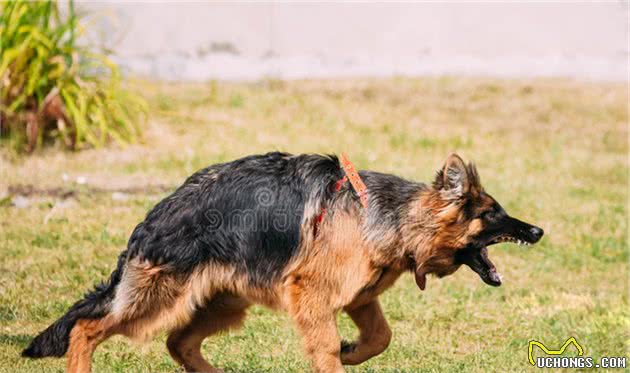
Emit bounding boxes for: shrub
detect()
[0,0,147,152]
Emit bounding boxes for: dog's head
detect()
[412,153,543,290]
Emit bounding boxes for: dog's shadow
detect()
[0,334,32,349]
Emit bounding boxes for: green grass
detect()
[0,77,628,372]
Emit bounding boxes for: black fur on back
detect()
[126,152,344,285]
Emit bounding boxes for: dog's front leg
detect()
[287,280,345,373]
[340,300,392,365]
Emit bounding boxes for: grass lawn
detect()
[0,77,628,372]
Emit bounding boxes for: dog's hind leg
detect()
[340,300,392,365]
[66,316,118,373]
[166,293,250,373]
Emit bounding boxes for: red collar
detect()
[339,153,369,209]
[314,153,368,236]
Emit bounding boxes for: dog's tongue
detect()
[478,247,502,286]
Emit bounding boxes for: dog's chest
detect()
[347,267,403,309]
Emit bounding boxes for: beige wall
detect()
[82,2,628,81]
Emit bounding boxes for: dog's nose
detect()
[529,227,544,242]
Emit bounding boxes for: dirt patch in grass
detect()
[6,183,173,199]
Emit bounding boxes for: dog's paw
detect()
[340,340,357,354]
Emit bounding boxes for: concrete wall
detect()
[82,2,628,81]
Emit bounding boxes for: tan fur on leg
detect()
[66,316,117,373]
[291,310,344,373]
[286,279,345,373]
[341,300,391,365]
[166,293,250,373]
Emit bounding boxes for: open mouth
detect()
[465,227,543,287]
[417,221,543,290]
[467,246,502,287]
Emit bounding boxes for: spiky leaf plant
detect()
[0,0,147,152]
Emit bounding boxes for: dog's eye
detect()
[480,211,497,221]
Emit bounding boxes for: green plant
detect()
[0,0,147,152]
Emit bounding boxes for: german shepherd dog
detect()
[23,152,543,373]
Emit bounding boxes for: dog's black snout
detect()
[529,227,544,242]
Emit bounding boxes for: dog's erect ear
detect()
[434,153,469,199]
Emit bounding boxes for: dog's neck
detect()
[358,171,438,267]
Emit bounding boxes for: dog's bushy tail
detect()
[21,251,128,359]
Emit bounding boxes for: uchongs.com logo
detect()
[528,337,627,369]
